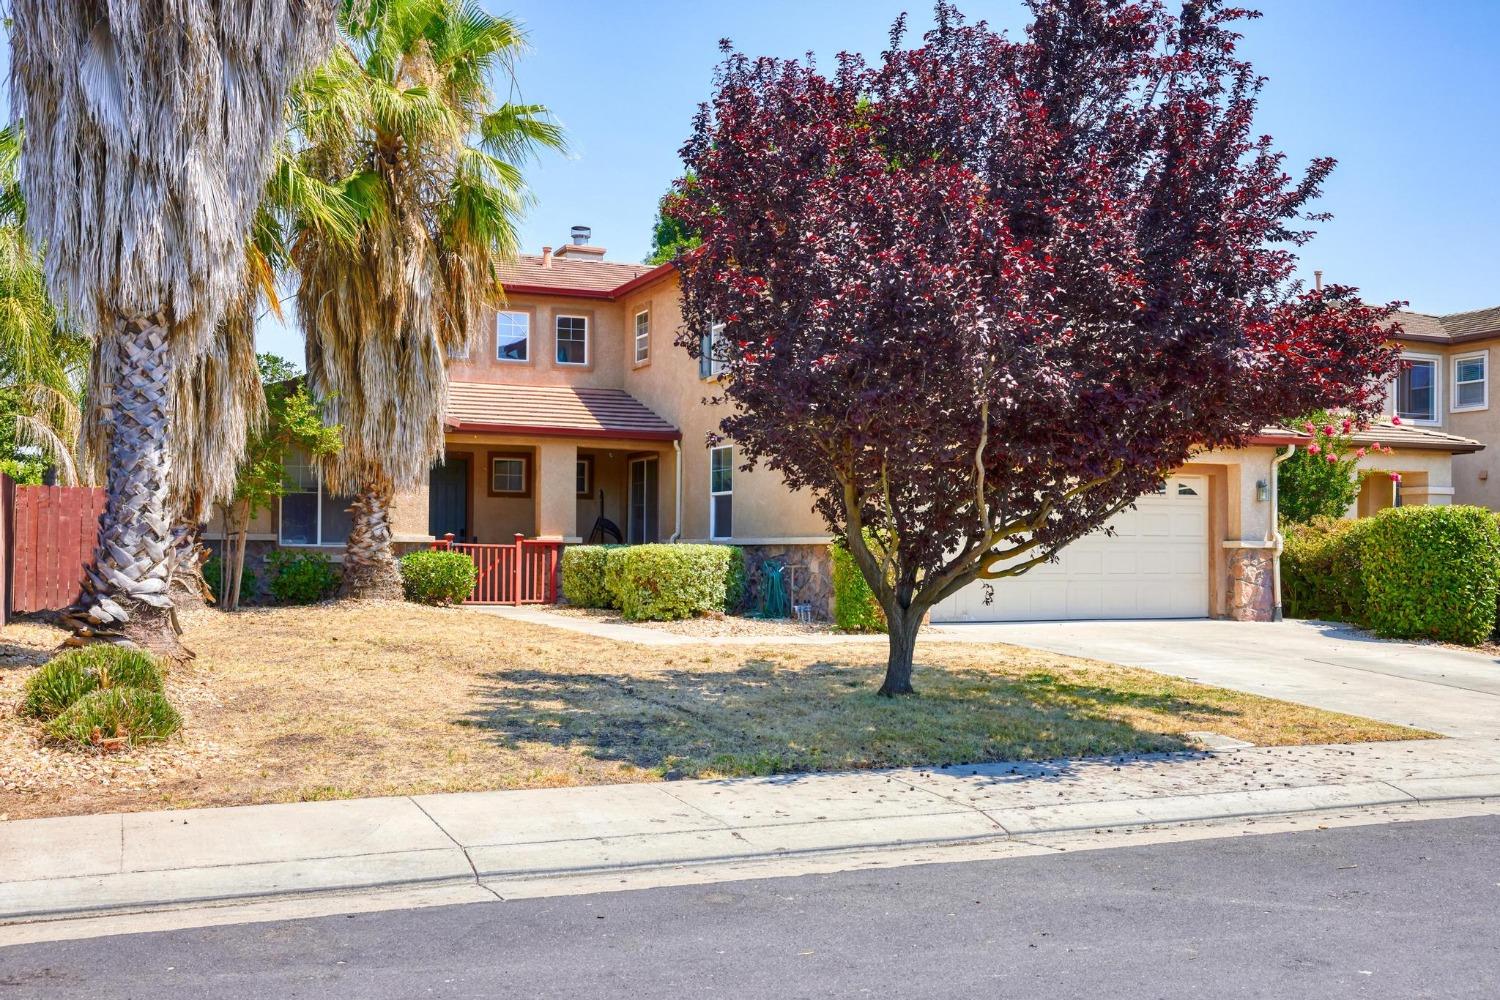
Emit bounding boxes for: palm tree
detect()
[162,154,360,611]
[10,3,336,654]
[293,0,564,598]
[0,124,89,485]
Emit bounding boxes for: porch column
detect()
[534,441,579,541]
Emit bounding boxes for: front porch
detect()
[429,382,683,547]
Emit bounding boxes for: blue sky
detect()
[7,2,1498,360]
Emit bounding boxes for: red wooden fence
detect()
[8,481,107,616]
[433,533,563,605]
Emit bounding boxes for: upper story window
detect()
[699,322,727,379]
[279,447,353,547]
[709,446,733,539]
[634,309,650,365]
[1453,351,1488,412]
[1396,355,1439,423]
[497,311,529,362]
[556,315,589,366]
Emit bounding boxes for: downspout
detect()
[1267,444,1296,621]
[668,439,683,543]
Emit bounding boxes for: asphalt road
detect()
[5,815,1500,999]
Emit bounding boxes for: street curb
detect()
[6,775,1499,927]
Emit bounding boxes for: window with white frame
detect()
[1453,351,1488,411]
[709,446,733,539]
[1396,355,1439,423]
[634,309,650,364]
[556,315,588,365]
[496,311,529,362]
[279,448,354,546]
[699,322,727,379]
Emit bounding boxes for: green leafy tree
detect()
[645,183,700,265]
[214,355,341,610]
[1278,412,1393,526]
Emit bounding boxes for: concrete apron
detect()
[5,737,1500,927]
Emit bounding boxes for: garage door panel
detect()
[933,476,1210,623]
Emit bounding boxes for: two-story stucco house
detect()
[231,230,1482,624]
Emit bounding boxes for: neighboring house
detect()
[1385,306,1500,508]
[225,231,1480,624]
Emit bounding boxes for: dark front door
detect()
[428,458,469,540]
[628,457,659,543]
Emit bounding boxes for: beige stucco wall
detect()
[619,275,828,543]
[446,293,628,390]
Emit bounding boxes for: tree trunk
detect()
[879,607,921,697]
[339,484,403,600]
[229,504,250,611]
[66,312,190,661]
[168,524,210,613]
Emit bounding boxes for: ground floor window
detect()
[710,446,733,539]
[279,449,354,546]
[489,452,530,496]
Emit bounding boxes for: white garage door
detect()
[931,476,1210,623]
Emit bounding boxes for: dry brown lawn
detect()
[0,601,1433,820]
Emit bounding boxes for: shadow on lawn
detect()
[461,655,1231,780]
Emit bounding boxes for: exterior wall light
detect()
[1255,479,1270,503]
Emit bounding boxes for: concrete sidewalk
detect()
[6,736,1500,926]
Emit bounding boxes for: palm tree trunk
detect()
[339,484,403,600]
[70,312,189,660]
[168,523,210,613]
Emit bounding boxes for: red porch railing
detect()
[432,533,563,605]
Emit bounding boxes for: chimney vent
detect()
[1314,269,1324,291]
[541,246,553,268]
[570,225,592,246]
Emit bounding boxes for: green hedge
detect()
[1282,517,1373,623]
[606,544,739,621]
[1282,506,1500,645]
[1360,506,1500,645]
[400,550,477,605]
[831,542,886,633]
[561,545,625,608]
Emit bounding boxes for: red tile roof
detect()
[496,254,674,300]
[445,382,680,441]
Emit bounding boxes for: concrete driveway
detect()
[928,619,1500,739]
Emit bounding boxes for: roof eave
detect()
[445,419,682,442]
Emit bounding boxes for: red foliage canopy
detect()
[673,1,1399,685]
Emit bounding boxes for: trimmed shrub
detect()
[400,550,477,605]
[45,687,182,748]
[561,545,624,609]
[1360,505,1500,645]
[203,553,257,605]
[724,546,748,613]
[1281,517,1374,623]
[607,544,733,621]
[831,542,886,633]
[265,550,340,605]
[21,646,165,720]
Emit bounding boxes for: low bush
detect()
[45,687,182,748]
[724,546,748,613]
[831,542,886,633]
[203,553,257,605]
[265,549,340,605]
[399,550,477,605]
[561,545,624,609]
[607,544,735,621]
[1282,517,1373,623]
[1360,505,1500,645]
[21,645,165,720]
